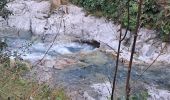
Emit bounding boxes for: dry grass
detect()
[0,57,69,100]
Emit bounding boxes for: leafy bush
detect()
[70,0,170,41]
[130,91,148,100]
[0,0,12,19]
[0,0,7,10]
[0,0,12,52]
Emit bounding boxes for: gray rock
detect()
[1,0,170,64]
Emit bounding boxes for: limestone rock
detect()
[1,0,170,64]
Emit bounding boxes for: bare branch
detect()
[131,43,167,94]
[33,15,63,67]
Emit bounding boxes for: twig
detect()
[136,45,166,81]
[33,15,63,67]
[131,43,166,94]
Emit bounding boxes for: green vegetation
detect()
[0,38,69,100]
[115,89,149,100]
[130,91,149,100]
[0,1,69,100]
[0,57,69,100]
[70,0,170,41]
[0,36,69,100]
[0,0,7,10]
[0,0,12,19]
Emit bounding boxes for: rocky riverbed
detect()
[0,0,170,99]
[2,35,170,100]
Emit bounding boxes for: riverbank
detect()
[0,0,170,99]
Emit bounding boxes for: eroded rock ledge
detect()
[0,0,170,64]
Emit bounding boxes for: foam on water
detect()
[5,38,97,62]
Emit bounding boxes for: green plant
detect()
[0,1,69,99]
[0,0,7,10]
[0,41,7,52]
[70,0,170,41]
[0,57,69,100]
[130,91,149,100]
[0,0,12,19]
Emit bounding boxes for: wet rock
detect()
[78,51,110,66]
[21,48,170,100]
[147,86,170,100]
[53,58,77,70]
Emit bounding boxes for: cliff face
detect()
[0,0,170,64]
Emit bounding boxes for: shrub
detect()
[70,0,170,41]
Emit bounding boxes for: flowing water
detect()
[2,36,170,100]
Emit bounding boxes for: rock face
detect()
[147,86,170,100]
[1,0,168,64]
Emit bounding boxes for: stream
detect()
[2,35,170,100]
[0,0,170,99]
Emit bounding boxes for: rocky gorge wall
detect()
[0,0,170,64]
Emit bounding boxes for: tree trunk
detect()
[125,0,143,99]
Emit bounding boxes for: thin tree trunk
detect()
[111,0,130,99]
[125,0,143,100]
[111,23,122,100]
[121,0,130,41]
